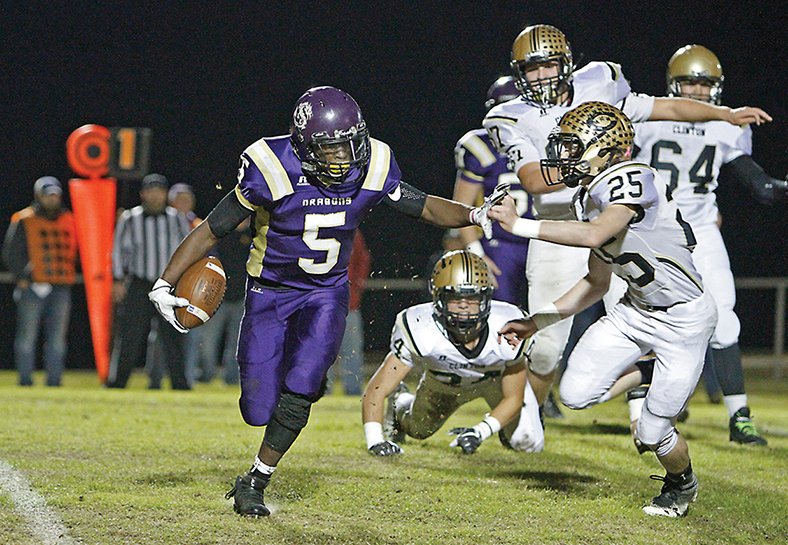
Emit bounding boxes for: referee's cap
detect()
[141,173,169,190]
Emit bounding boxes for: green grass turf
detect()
[0,369,785,545]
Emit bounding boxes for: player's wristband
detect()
[472,414,501,442]
[531,303,562,330]
[364,422,386,449]
[511,218,542,239]
[466,240,485,257]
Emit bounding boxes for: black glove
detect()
[368,441,403,456]
[448,427,482,454]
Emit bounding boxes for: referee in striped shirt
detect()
[108,174,192,389]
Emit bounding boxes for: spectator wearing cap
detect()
[108,173,192,389]
[168,183,201,229]
[2,176,78,386]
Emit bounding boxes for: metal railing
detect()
[366,276,787,378]
[2,272,785,376]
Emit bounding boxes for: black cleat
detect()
[643,473,699,517]
[676,408,689,423]
[729,406,767,446]
[225,473,271,517]
[543,390,564,419]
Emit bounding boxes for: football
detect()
[174,256,227,330]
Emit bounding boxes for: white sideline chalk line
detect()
[0,459,78,544]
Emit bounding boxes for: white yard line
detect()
[0,459,78,545]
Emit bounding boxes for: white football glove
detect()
[148,278,190,334]
[469,182,510,240]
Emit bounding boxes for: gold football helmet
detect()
[510,24,574,106]
[667,45,724,104]
[430,250,493,343]
[540,101,634,187]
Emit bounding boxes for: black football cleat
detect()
[729,406,767,446]
[643,473,699,517]
[543,390,565,419]
[225,473,270,517]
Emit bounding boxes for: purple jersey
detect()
[235,135,400,289]
[454,128,534,243]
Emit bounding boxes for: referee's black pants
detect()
[107,277,191,390]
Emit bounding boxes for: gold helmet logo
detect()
[510,24,574,106]
[667,45,724,104]
[430,250,493,343]
[540,102,634,187]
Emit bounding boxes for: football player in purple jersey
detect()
[453,76,534,306]
[148,86,504,517]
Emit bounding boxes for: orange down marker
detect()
[66,124,116,382]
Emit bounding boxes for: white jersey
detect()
[572,161,704,308]
[389,301,526,381]
[633,120,751,227]
[483,62,656,220]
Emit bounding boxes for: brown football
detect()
[174,256,227,330]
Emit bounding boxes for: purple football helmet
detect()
[290,86,371,186]
[484,76,520,110]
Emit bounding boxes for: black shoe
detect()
[676,408,689,423]
[225,473,271,517]
[384,383,409,443]
[543,390,564,419]
[643,473,699,517]
[729,406,767,446]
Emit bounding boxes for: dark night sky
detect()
[0,2,785,359]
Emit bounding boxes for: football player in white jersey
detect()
[483,24,771,434]
[361,250,544,456]
[634,45,786,446]
[490,102,717,517]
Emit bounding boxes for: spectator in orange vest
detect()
[2,177,78,386]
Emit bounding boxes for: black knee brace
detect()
[263,391,313,454]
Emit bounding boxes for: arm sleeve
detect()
[620,92,656,123]
[206,189,254,238]
[723,155,788,206]
[383,181,427,218]
[2,220,30,279]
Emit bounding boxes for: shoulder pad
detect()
[242,137,295,202]
[394,306,426,357]
[361,138,394,192]
[456,130,497,168]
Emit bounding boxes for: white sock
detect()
[394,392,415,414]
[628,397,645,423]
[251,456,276,476]
[723,394,747,418]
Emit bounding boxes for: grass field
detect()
[0,368,785,545]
